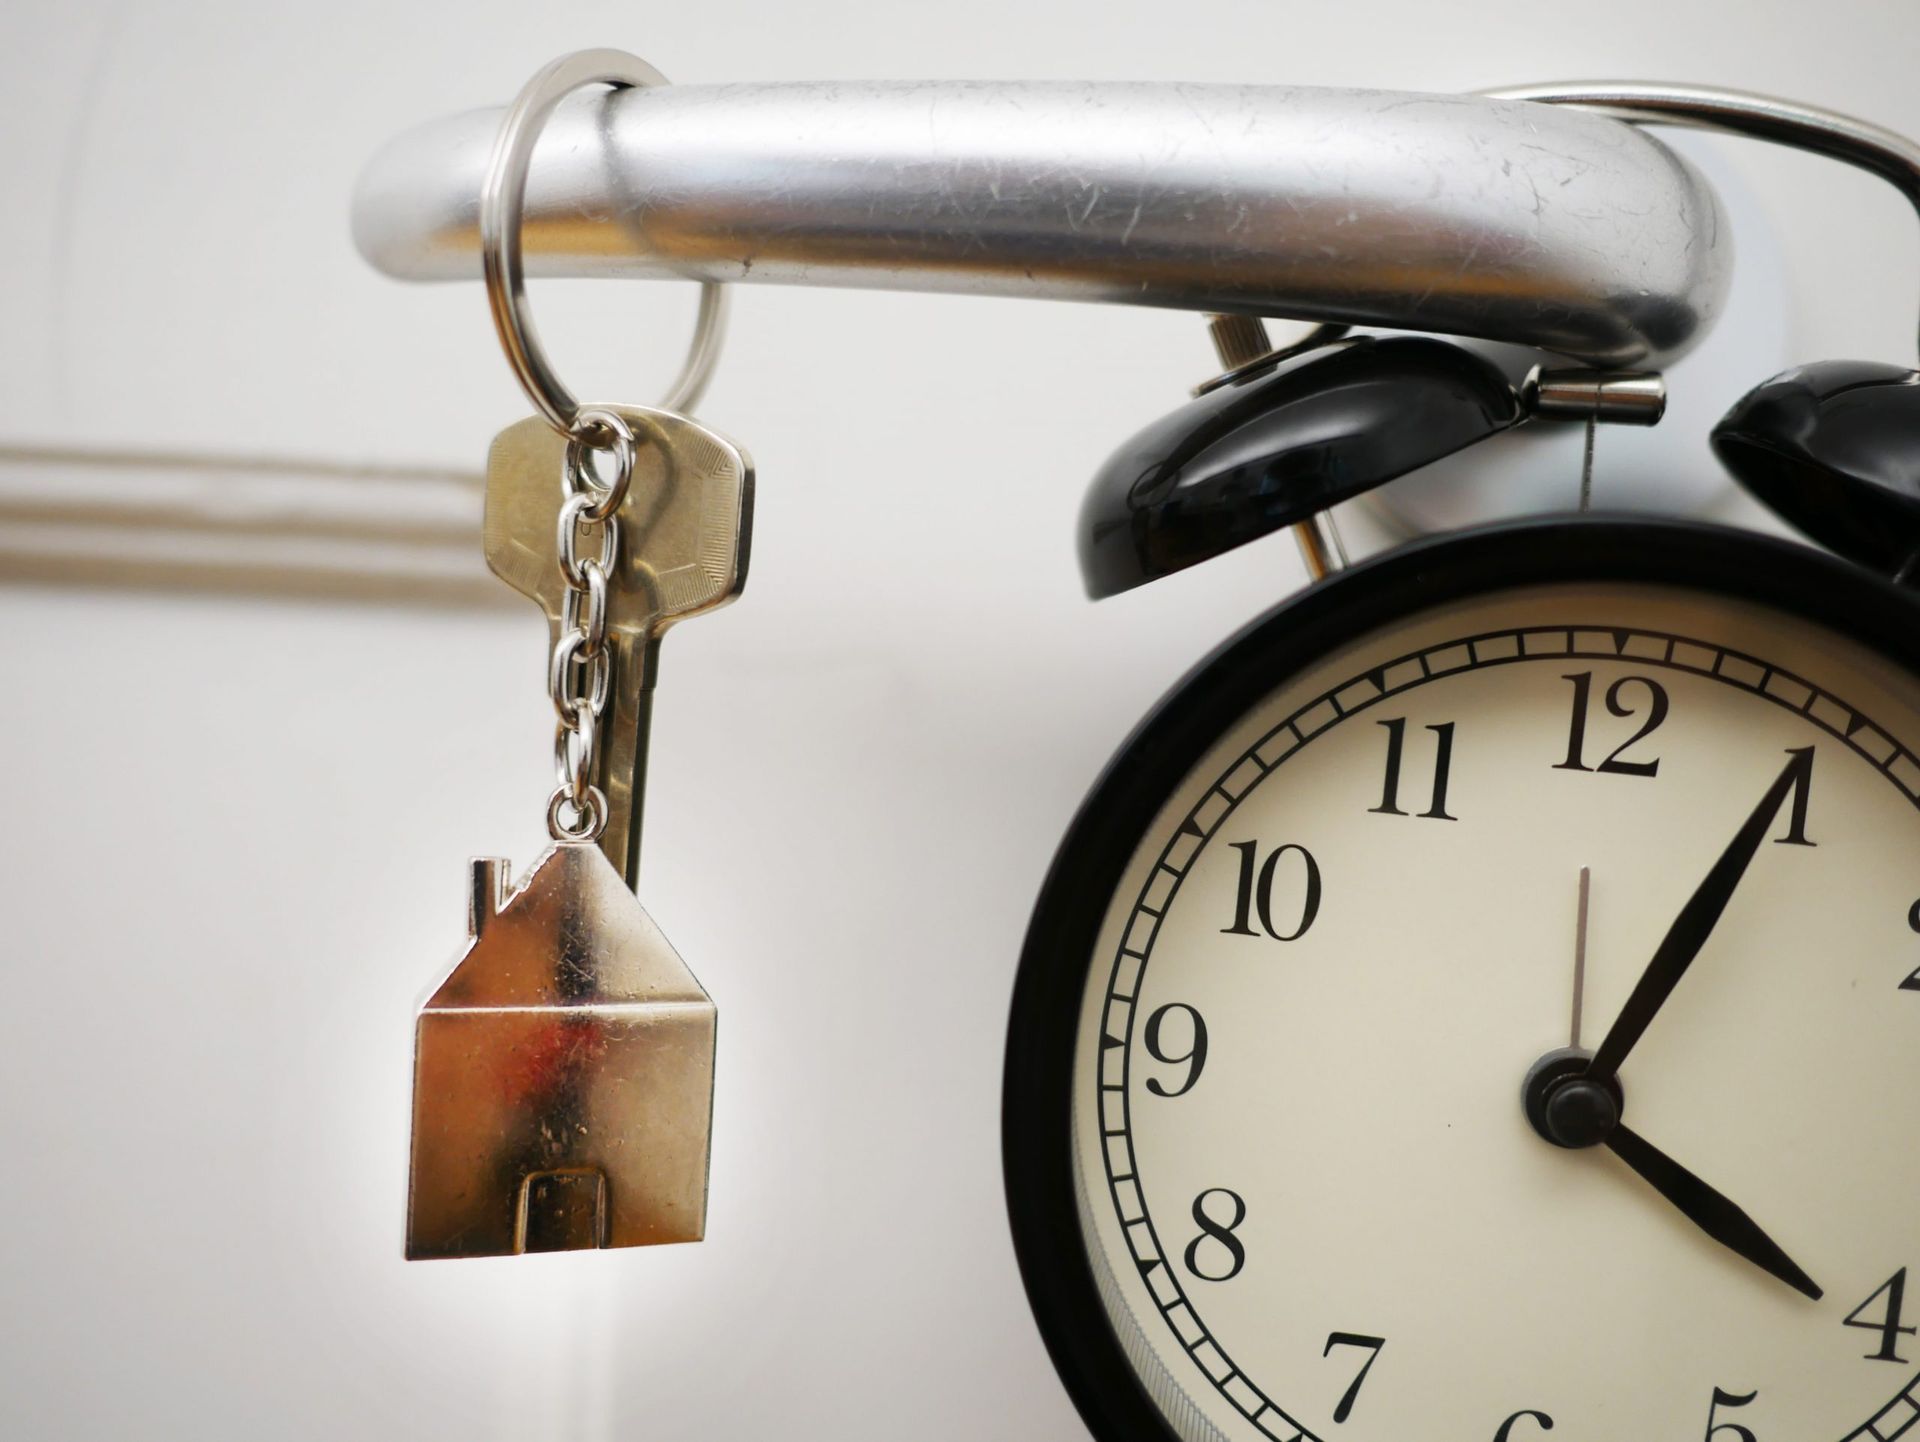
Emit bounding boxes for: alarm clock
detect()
[1003,85,1920,1441]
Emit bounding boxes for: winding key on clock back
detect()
[405,406,753,1259]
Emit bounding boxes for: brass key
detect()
[484,405,753,890]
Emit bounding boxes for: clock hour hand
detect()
[1605,1123,1822,1300]
[1585,750,1812,1088]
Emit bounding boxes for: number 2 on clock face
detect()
[1069,584,1920,1442]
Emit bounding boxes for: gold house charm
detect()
[406,843,716,1259]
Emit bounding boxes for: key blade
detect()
[598,629,657,892]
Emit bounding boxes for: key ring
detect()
[479,48,729,434]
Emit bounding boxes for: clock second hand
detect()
[1571,865,1591,1051]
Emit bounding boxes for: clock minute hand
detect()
[1585,750,1811,1088]
[1605,1124,1823,1300]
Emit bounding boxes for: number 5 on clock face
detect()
[1007,528,1920,1442]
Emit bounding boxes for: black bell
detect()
[1079,337,1524,597]
[1712,360,1920,583]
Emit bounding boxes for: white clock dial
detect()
[1069,583,1920,1442]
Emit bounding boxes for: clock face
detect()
[1017,534,1920,1442]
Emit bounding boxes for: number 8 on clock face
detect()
[1004,521,1920,1442]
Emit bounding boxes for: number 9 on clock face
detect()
[1004,522,1920,1442]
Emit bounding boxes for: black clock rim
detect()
[1002,514,1920,1442]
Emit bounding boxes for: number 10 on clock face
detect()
[1053,577,1920,1442]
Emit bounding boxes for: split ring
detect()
[547,784,607,842]
[479,48,729,432]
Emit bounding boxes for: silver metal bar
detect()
[352,81,1729,367]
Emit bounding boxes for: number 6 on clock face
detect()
[1005,523,1920,1442]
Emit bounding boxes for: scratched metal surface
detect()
[353,81,1729,367]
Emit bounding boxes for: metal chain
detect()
[545,405,635,841]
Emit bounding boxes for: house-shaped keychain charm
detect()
[406,842,716,1259]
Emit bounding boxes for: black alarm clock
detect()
[1004,84,1920,1442]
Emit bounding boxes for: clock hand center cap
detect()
[1545,1077,1621,1148]
[1522,1046,1626,1150]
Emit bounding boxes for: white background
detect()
[0,2,1914,1437]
